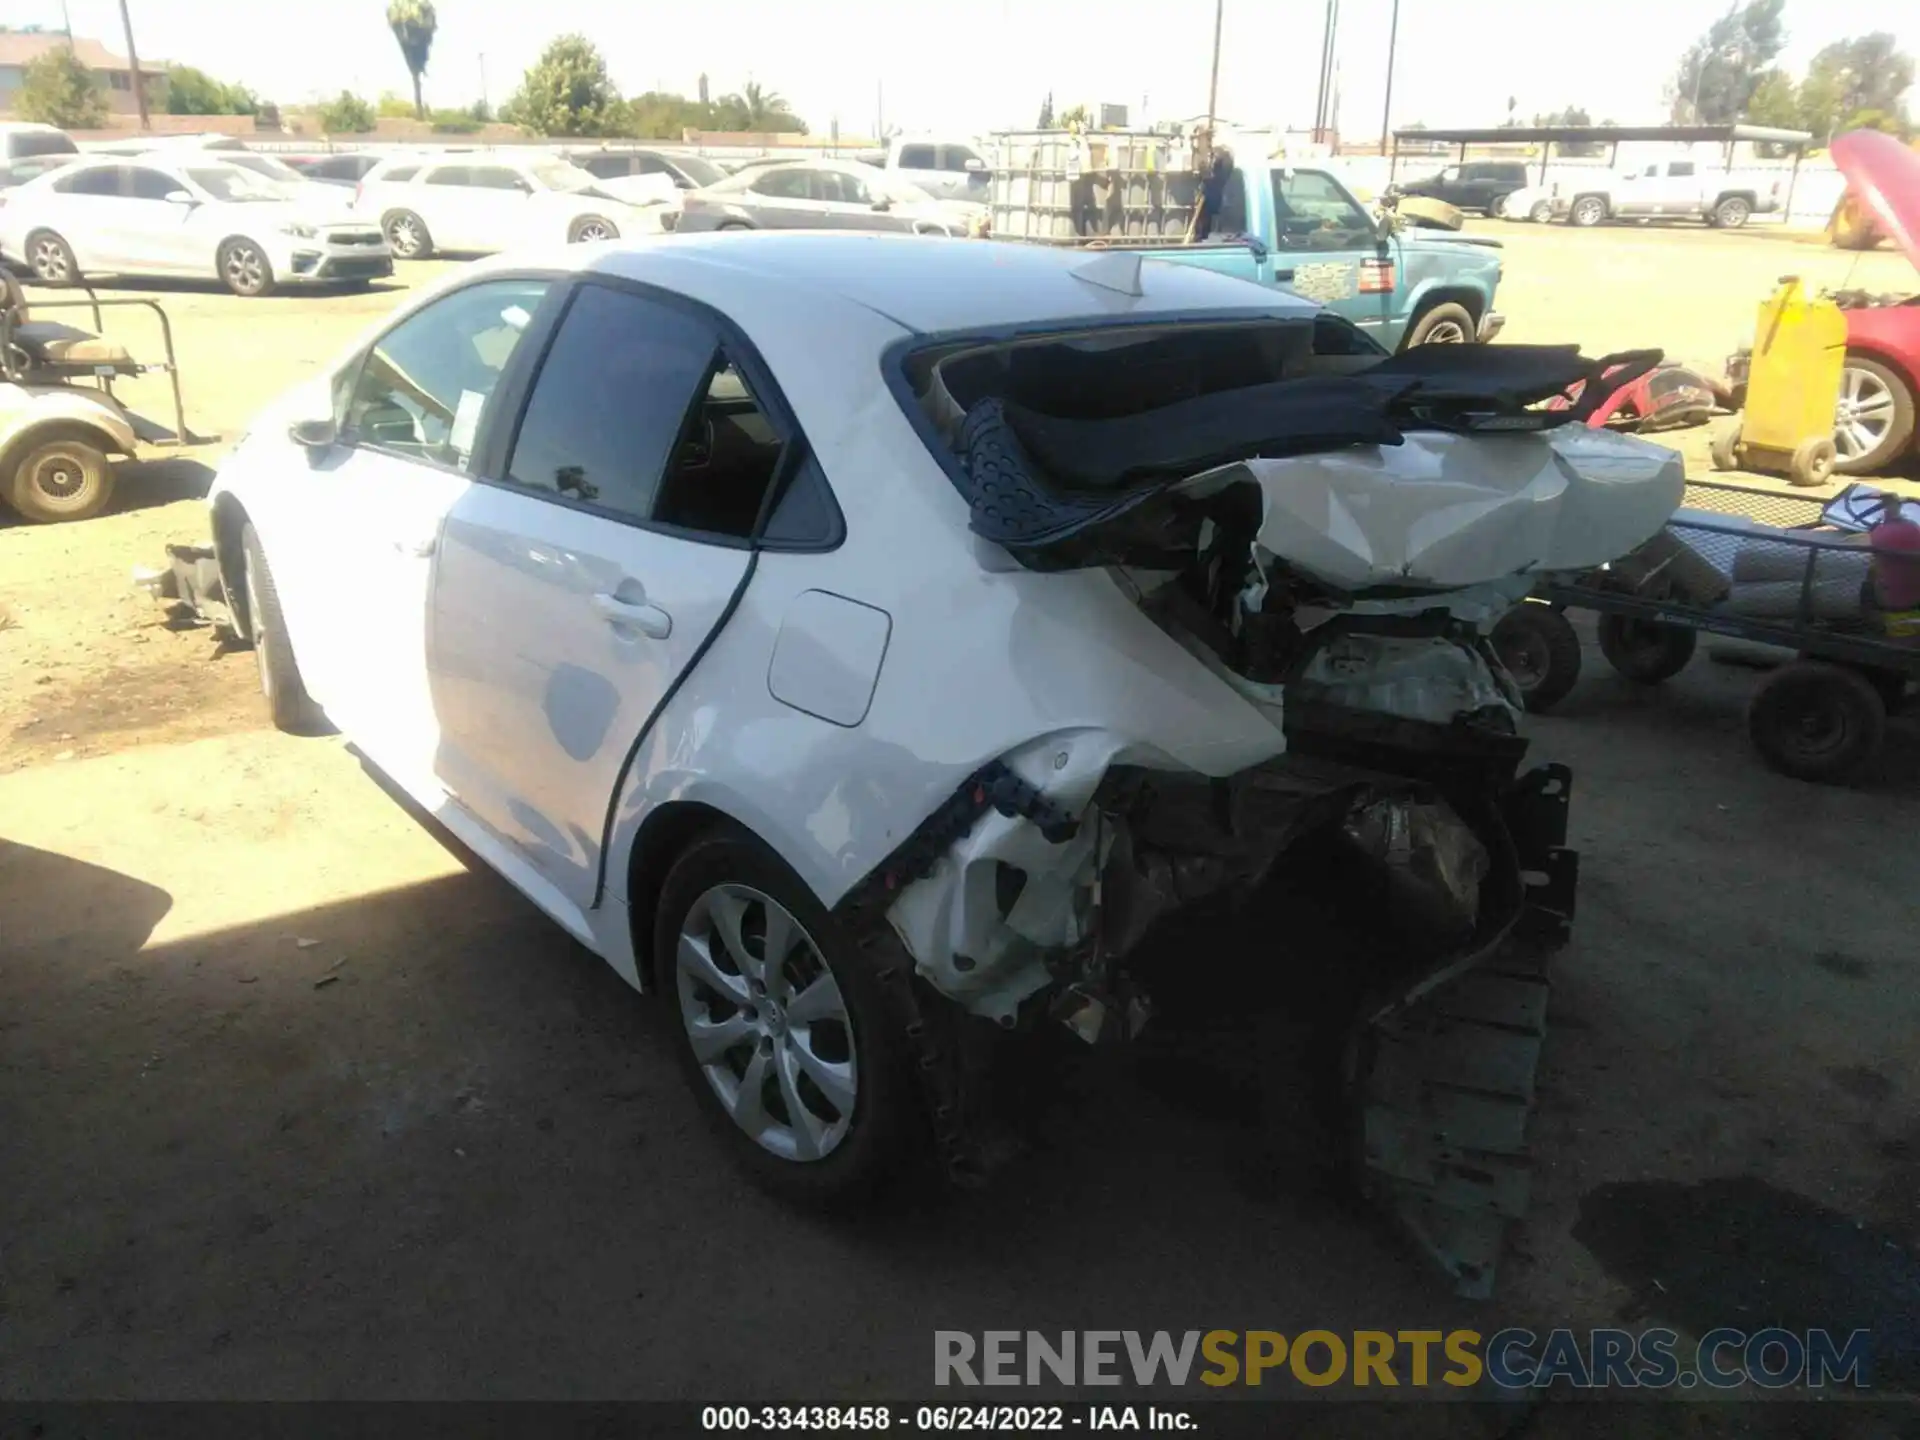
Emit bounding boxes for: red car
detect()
[1831,131,1920,476]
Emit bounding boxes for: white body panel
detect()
[202,234,1680,1014]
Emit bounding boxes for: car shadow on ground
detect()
[19,275,408,303]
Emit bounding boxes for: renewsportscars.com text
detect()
[934,1328,1873,1390]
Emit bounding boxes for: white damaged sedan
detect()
[147,234,1682,1292]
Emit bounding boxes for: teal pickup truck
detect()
[1004,159,1506,351]
[1145,163,1505,351]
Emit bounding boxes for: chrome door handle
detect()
[592,591,672,639]
[393,535,435,557]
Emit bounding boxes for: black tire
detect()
[715,220,753,231]
[3,426,115,523]
[1528,200,1554,223]
[1833,356,1916,476]
[25,229,79,286]
[1488,193,1509,219]
[218,238,275,298]
[240,523,324,734]
[1490,603,1583,713]
[654,828,923,1206]
[1597,614,1697,684]
[383,209,434,260]
[1712,195,1752,229]
[567,214,620,243]
[1747,661,1886,784]
[1568,195,1607,227]
[1403,301,1476,349]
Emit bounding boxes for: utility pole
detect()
[117,0,150,131]
[59,0,74,51]
[1313,0,1340,143]
[479,53,489,113]
[1203,0,1223,139]
[1379,0,1400,156]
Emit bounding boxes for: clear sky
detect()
[32,0,1920,139]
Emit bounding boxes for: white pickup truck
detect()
[1563,158,1783,229]
[864,137,990,204]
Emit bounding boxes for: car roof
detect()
[582,232,1314,335]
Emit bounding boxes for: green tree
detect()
[716,80,805,134]
[377,91,416,118]
[387,0,437,120]
[1059,103,1090,129]
[1668,0,1788,123]
[1532,104,1601,154]
[164,64,257,116]
[1797,34,1914,142]
[15,48,108,128]
[317,90,377,134]
[1038,93,1054,128]
[501,35,631,137]
[1742,68,1801,153]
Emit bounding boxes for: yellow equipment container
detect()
[1711,276,1847,488]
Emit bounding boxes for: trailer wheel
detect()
[1710,423,1742,471]
[1747,660,1885,784]
[1597,614,1697,684]
[3,426,115,523]
[1490,603,1583,713]
[1788,436,1836,488]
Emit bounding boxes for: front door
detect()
[120,164,204,274]
[462,163,539,251]
[430,279,789,908]
[293,275,557,790]
[1268,167,1399,338]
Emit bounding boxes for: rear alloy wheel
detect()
[1833,357,1915,476]
[1569,196,1606,227]
[1405,302,1476,348]
[4,428,114,523]
[383,209,433,260]
[1712,195,1752,229]
[657,830,921,1205]
[568,214,619,243]
[26,230,78,286]
[219,240,274,298]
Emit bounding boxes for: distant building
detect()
[0,32,168,117]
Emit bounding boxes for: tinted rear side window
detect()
[898,144,936,169]
[12,131,79,161]
[506,286,717,519]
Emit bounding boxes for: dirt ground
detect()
[3,228,1919,1419]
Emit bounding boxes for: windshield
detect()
[226,153,305,184]
[530,161,595,193]
[186,166,286,202]
[12,131,79,160]
[676,155,724,187]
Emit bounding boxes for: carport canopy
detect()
[1389,123,1814,212]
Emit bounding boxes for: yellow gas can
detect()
[1711,276,1847,488]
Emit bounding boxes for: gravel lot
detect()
[2,226,1917,1423]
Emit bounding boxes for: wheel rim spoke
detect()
[676,881,857,1162]
[677,928,750,1007]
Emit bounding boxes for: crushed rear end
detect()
[842,303,1680,1295]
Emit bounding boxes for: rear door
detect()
[414,163,479,248]
[428,280,830,908]
[742,167,828,227]
[1268,167,1398,336]
[49,164,135,269]
[461,163,537,250]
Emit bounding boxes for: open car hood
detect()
[1832,128,1920,276]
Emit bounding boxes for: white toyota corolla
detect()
[148,233,1682,1290]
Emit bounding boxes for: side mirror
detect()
[288,417,336,450]
[964,157,987,173]
[1374,210,1397,244]
[871,197,892,212]
[164,190,196,205]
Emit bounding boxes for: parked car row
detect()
[1488,160,1785,228]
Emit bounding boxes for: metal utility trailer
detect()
[1491,480,1918,784]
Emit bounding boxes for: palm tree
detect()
[738,80,792,130]
[387,0,437,120]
